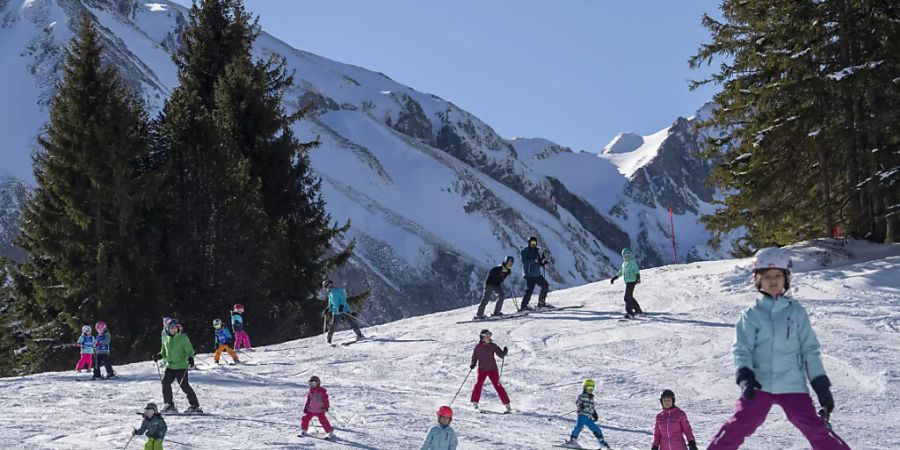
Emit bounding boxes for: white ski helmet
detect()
[81,325,92,334]
[751,247,793,273]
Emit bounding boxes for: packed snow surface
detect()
[0,241,896,449]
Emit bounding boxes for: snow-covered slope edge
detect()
[0,239,896,449]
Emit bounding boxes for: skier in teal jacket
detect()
[610,247,643,318]
[322,279,365,344]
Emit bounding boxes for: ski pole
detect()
[449,368,472,406]
[122,432,134,450]
[326,411,347,428]
[236,349,254,360]
[499,355,506,379]
[165,438,191,447]
[155,360,162,382]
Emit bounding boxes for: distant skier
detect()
[706,247,850,450]
[321,279,365,344]
[132,402,167,450]
[300,375,333,439]
[474,256,515,320]
[420,405,458,450]
[160,317,172,344]
[75,325,95,372]
[231,303,252,349]
[610,247,643,319]
[154,319,203,414]
[519,236,551,310]
[92,321,115,379]
[212,318,239,364]
[563,379,610,449]
[652,390,697,450]
[469,329,511,412]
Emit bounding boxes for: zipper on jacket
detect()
[787,317,791,339]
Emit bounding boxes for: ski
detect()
[75,375,121,381]
[297,433,334,441]
[457,304,584,324]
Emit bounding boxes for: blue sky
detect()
[180,1,722,152]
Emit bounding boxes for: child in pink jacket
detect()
[652,390,697,450]
[300,375,334,439]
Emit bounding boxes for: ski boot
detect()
[563,437,582,448]
[161,403,178,414]
[504,403,512,413]
[472,402,479,411]
[185,405,203,415]
[323,431,334,440]
[519,305,534,312]
[491,312,504,318]
[594,431,611,449]
[473,314,487,320]
[299,430,308,437]
[623,313,635,320]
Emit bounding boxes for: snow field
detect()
[0,240,897,449]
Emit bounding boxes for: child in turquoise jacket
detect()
[610,247,643,318]
[707,247,850,450]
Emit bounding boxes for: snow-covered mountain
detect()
[0,0,735,322]
[1,239,896,449]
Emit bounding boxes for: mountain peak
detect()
[600,132,643,155]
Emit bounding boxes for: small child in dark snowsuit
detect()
[133,402,167,450]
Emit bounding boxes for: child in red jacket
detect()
[652,390,697,450]
[300,375,334,439]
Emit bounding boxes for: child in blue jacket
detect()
[212,318,239,364]
[707,247,850,450]
[75,325,95,372]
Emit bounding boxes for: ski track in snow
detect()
[0,242,898,449]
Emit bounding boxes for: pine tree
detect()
[690,0,900,250]
[8,15,151,372]
[151,0,351,343]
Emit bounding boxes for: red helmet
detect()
[233,304,244,312]
[437,405,453,418]
[95,321,107,333]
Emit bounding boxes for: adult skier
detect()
[154,319,203,414]
[474,256,514,320]
[519,236,551,310]
[322,279,365,344]
[469,329,511,412]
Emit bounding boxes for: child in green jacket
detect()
[133,402,167,450]
[610,247,644,319]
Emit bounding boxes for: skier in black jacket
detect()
[474,256,514,319]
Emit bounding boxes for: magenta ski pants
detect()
[707,391,850,450]
[233,331,251,349]
[75,353,93,371]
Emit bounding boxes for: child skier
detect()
[707,247,851,450]
[300,375,334,439]
[212,318,239,364]
[474,256,514,320]
[92,321,115,379]
[231,303,251,350]
[610,247,643,319]
[132,402,167,450]
[420,406,458,450]
[469,329,511,412]
[652,390,697,450]
[322,279,365,344]
[564,379,610,449]
[161,317,172,344]
[75,325,95,372]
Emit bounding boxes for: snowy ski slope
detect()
[0,239,897,449]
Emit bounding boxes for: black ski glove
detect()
[470,362,476,370]
[688,441,698,450]
[502,346,508,356]
[152,353,160,362]
[810,375,834,414]
[736,367,762,399]
[591,412,598,421]
[339,305,345,313]
[610,276,618,284]
[652,446,659,450]
[188,357,195,369]
[636,274,641,284]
